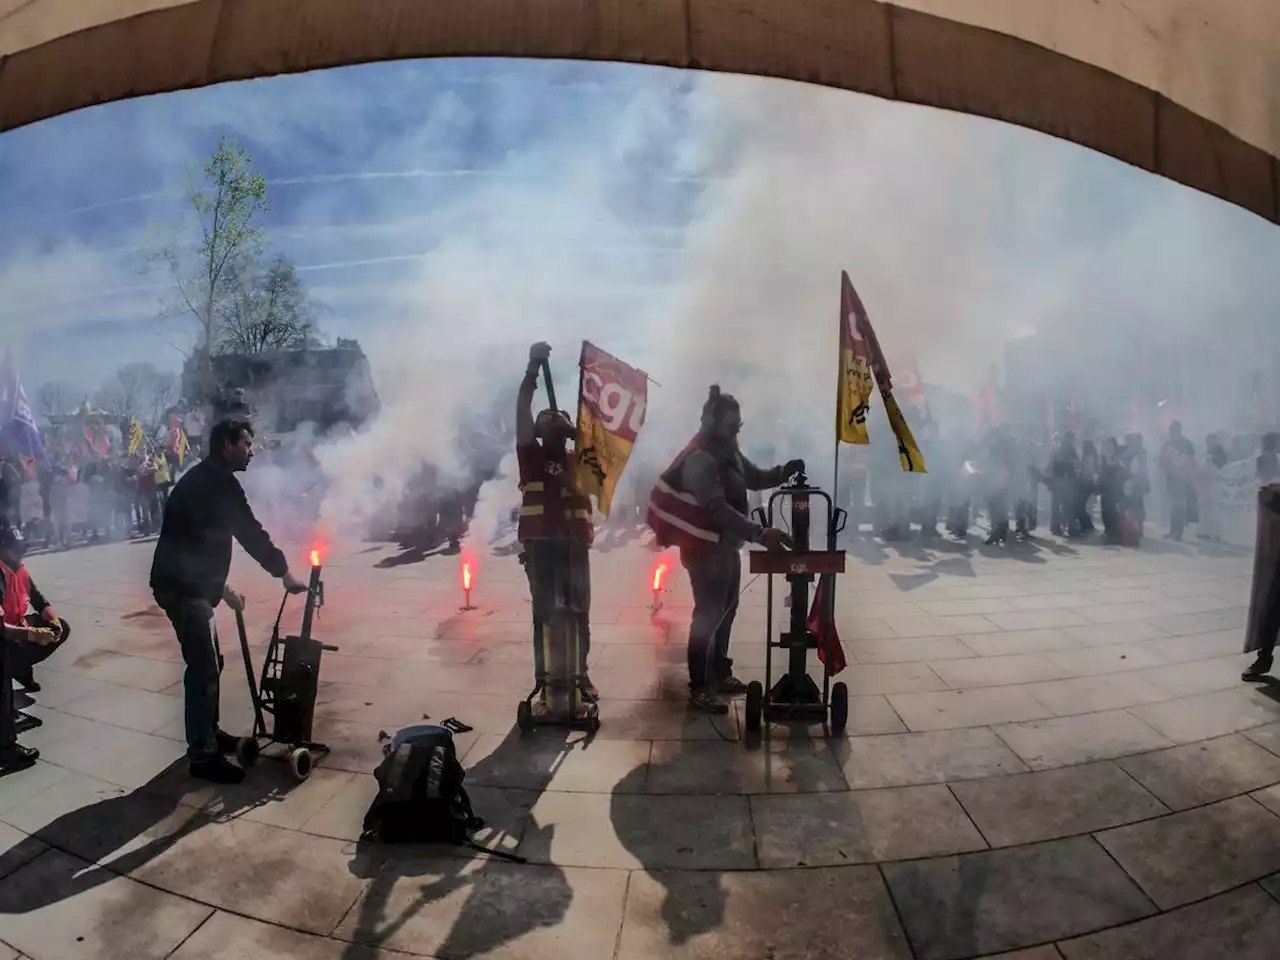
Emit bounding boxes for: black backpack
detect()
[361,724,524,862]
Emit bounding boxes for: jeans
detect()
[682,546,741,689]
[156,593,223,761]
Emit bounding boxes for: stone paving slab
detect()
[750,786,987,867]
[617,865,913,960]
[1095,796,1280,909]
[882,836,1155,960]
[335,857,630,959]
[950,762,1169,848]
[170,910,415,958]
[1057,883,1280,959]
[836,728,1029,789]
[992,710,1173,770]
[0,849,213,960]
[1117,736,1280,810]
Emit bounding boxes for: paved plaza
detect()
[3,526,1280,959]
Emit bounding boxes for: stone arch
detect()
[0,0,1276,223]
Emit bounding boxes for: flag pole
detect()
[832,280,843,520]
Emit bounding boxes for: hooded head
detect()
[699,385,742,447]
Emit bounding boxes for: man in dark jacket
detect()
[151,418,307,784]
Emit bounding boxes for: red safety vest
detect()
[646,436,724,555]
[0,561,31,626]
[516,443,594,544]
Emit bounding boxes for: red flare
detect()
[460,553,475,593]
[652,562,668,592]
[308,542,325,568]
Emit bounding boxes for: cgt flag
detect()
[573,341,648,516]
[837,272,926,473]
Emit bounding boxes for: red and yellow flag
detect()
[573,342,648,516]
[836,272,926,473]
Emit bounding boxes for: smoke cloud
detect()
[1,59,1276,547]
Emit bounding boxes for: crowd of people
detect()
[0,445,200,551]
[838,420,1279,549]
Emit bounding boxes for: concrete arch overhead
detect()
[0,0,1276,224]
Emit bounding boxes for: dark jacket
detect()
[150,455,288,605]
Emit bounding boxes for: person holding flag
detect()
[515,342,598,710]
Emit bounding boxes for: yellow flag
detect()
[128,419,144,455]
[573,342,648,516]
[838,271,926,473]
[882,390,927,473]
[836,277,874,445]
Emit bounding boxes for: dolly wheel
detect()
[516,700,534,732]
[745,681,764,734]
[829,682,849,737]
[290,748,314,782]
[235,737,260,768]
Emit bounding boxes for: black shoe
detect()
[0,744,39,773]
[214,728,241,754]
[716,675,749,696]
[689,688,729,714]
[189,755,246,784]
[17,672,40,693]
[1243,659,1273,682]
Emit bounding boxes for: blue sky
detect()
[0,56,1276,448]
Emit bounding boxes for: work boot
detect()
[189,755,246,784]
[689,688,729,715]
[215,728,241,754]
[0,743,39,774]
[1242,657,1273,682]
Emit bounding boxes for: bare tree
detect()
[34,380,81,419]
[216,255,316,355]
[94,363,179,433]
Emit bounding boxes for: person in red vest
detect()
[0,526,68,773]
[517,342,597,711]
[648,386,800,714]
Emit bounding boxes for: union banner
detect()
[573,342,648,516]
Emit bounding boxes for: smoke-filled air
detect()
[1,58,1276,556]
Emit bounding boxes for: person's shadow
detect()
[0,758,302,915]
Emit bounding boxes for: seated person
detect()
[1,528,63,773]
[0,526,69,693]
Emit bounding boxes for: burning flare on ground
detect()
[460,552,477,610]
[650,551,674,612]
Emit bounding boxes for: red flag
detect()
[808,573,846,677]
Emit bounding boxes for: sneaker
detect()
[189,755,246,784]
[716,675,749,696]
[1242,659,1273,682]
[0,743,40,773]
[689,688,729,714]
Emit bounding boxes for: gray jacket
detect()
[679,445,786,549]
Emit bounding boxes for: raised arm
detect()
[517,341,551,446]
